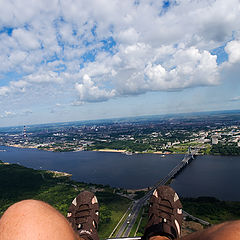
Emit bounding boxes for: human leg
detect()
[149,221,240,240]
[180,220,240,240]
[0,199,81,240]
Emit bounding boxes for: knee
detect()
[0,200,53,236]
[0,199,54,224]
[0,200,77,240]
[3,199,48,214]
[224,220,240,237]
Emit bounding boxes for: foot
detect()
[142,186,183,240]
[67,191,99,240]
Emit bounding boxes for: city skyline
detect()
[1,0,240,127]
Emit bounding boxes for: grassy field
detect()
[169,142,212,154]
[0,160,131,239]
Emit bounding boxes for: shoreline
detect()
[90,149,173,155]
[4,144,38,149]
[1,145,172,155]
[93,149,126,153]
[2,145,240,157]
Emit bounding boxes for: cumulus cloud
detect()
[75,74,116,102]
[218,39,240,86]
[0,0,240,105]
[112,45,219,95]
[146,47,219,90]
[225,40,240,64]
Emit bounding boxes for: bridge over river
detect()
[108,150,209,239]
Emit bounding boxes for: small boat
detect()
[125,151,133,155]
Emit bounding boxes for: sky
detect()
[0,0,240,127]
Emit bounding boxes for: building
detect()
[212,136,218,145]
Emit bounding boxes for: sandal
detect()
[142,186,183,240]
[67,191,99,240]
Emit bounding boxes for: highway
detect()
[114,154,194,238]
[182,210,210,226]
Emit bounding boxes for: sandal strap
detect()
[67,191,99,240]
[142,186,183,240]
[143,222,176,240]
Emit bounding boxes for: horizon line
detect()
[1,108,240,129]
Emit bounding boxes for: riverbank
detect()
[93,149,126,153]
[5,143,38,149]
[3,144,172,155]
[4,144,239,156]
[84,148,172,155]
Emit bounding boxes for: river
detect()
[0,146,239,201]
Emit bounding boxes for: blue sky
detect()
[0,0,240,127]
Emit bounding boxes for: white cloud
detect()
[9,51,28,65]
[116,28,139,44]
[225,40,240,64]
[0,111,16,119]
[113,45,219,94]
[25,71,64,84]
[0,86,10,96]
[231,96,240,101]
[10,80,28,92]
[75,74,116,102]
[0,0,239,107]
[71,101,84,106]
[12,28,40,50]
[0,109,33,120]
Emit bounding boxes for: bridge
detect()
[109,148,207,239]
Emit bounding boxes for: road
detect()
[183,210,210,226]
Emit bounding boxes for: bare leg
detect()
[181,220,240,240]
[150,236,169,240]
[0,200,82,240]
[150,221,240,240]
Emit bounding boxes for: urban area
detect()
[1,111,240,156]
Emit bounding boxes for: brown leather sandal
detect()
[142,186,183,240]
[67,191,99,240]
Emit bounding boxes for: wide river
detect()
[0,146,239,201]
